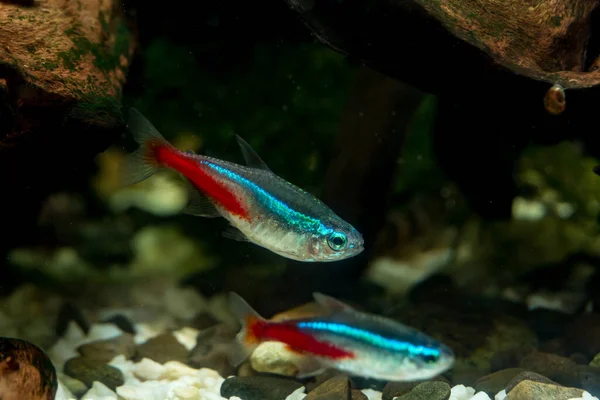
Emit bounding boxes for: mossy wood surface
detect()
[420,0,600,88]
[285,0,600,93]
[0,0,135,148]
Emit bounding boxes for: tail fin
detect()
[227,292,267,367]
[119,108,171,187]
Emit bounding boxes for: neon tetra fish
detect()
[121,108,364,262]
[228,292,455,381]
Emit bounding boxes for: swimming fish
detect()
[228,292,455,381]
[120,108,364,262]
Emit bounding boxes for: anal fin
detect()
[222,226,249,242]
[284,345,328,379]
[182,180,221,218]
[228,338,254,368]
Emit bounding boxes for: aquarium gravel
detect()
[47,318,599,400]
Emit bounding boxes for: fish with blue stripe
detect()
[228,292,455,381]
[120,108,364,262]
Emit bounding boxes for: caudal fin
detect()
[119,108,171,187]
[227,292,266,367]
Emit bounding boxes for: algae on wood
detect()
[0,0,136,148]
[283,0,600,219]
[0,0,136,269]
[283,0,600,94]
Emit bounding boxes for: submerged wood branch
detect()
[284,0,600,101]
[0,0,137,257]
[0,0,136,148]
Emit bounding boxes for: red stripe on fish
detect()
[259,321,355,360]
[153,145,249,219]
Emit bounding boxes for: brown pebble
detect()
[63,357,124,391]
[77,334,136,363]
[566,314,600,359]
[305,371,351,392]
[490,345,536,372]
[352,389,368,399]
[189,324,237,377]
[569,353,589,365]
[382,376,449,400]
[397,381,451,400]
[135,332,189,364]
[519,350,576,380]
[474,368,525,397]
[190,312,220,330]
[506,380,583,400]
[505,371,557,393]
[306,375,351,399]
[237,361,255,377]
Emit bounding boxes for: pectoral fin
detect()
[295,358,328,379]
[182,180,221,218]
[282,345,328,379]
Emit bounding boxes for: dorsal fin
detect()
[312,292,355,313]
[235,135,272,172]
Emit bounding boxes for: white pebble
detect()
[470,391,492,400]
[171,385,198,399]
[285,386,307,400]
[133,322,163,344]
[54,380,76,400]
[64,321,86,342]
[494,389,506,400]
[361,388,383,400]
[133,357,165,380]
[173,327,200,350]
[86,323,125,341]
[48,321,125,372]
[450,384,476,400]
[81,382,118,400]
[117,381,171,400]
[161,361,204,380]
[198,390,228,400]
[109,355,140,385]
[571,391,600,400]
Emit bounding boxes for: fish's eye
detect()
[327,232,347,251]
[421,353,440,364]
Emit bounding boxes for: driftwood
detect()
[0,0,135,259]
[283,0,600,99]
[0,337,56,400]
[0,0,135,147]
[282,66,424,295]
[284,0,600,219]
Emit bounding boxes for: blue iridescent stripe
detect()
[296,321,441,357]
[203,162,331,235]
